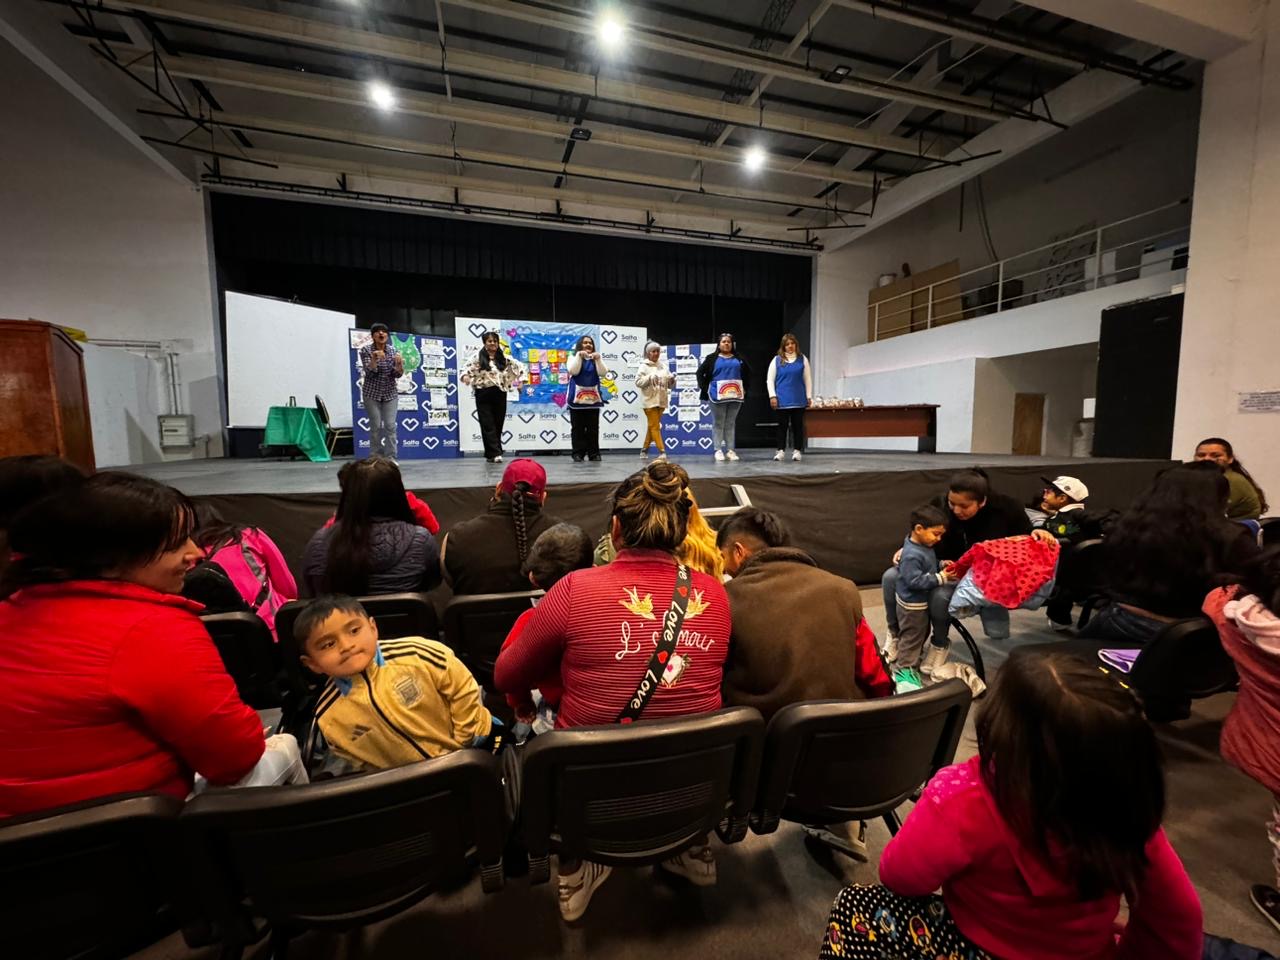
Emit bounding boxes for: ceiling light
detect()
[597,10,626,52]
[743,145,767,173]
[368,80,396,111]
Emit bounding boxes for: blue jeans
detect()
[881,566,1010,648]
[711,401,741,451]
[1078,603,1166,643]
[365,396,399,460]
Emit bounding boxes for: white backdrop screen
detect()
[225,291,356,428]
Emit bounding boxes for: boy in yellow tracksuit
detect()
[296,595,494,770]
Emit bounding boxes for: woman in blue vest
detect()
[696,333,752,462]
[767,333,812,462]
[566,334,610,462]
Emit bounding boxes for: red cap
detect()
[501,458,546,498]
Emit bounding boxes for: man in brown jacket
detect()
[717,507,894,860]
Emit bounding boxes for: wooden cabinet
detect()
[0,320,95,471]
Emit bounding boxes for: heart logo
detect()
[401,418,420,431]
[667,404,678,417]
[358,417,370,431]
[506,327,518,338]
[665,437,679,450]
[502,430,513,444]
[552,393,567,408]
[623,429,639,443]
[698,437,713,449]
[620,350,637,365]
[518,412,536,424]
[540,429,558,444]
[677,586,688,597]
[446,383,458,396]
[657,650,668,664]
[621,390,638,404]
[467,322,488,338]
[700,403,710,416]
[681,421,697,434]
[445,419,458,432]
[562,411,572,423]
[471,411,480,421]
[600,329,618,344]
[442,346,456,360]
[423,436,440,450]
[602,409,619,423]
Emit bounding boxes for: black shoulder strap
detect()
[617,563,691,724]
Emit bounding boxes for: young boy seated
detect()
[297,595,494,771]
[500,523,594,730]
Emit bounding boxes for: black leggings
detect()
[776,407,805,451]
[475,387,507,459]
[570,408,600,458]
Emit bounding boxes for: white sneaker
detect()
[714,449,725,462]
[921,643,950,676]
[659,844,717,886]
[802,821,869,862]
[558,861,613,922]
[726,450,740,462]
[882,634,899,664]
[792,450,802,462]
[639,450,649,460]
[655,453,667,462]
[773,449,784,461]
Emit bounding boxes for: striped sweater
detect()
[493,548,730,728]
[315,637,491,771]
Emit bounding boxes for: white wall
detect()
[972,346,1098,457]
[813,82,1201,395]
[0,40,219,462]
[82,345,165,467]
[1173,4,1280,497]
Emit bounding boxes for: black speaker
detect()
[1093,292,1183,459]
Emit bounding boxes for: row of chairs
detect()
[201,590,541,736]
[1,681,973,960]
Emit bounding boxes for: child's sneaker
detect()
[558,861,612,921]
[921,643,950,676]
[659,844,717,886]
[882,634,899,663]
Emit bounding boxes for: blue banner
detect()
[662,342,716,456]
[349,329,460,459]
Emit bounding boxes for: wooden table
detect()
[804,404,939,452]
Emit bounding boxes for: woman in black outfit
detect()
[1082,461,1259,643]
[461,331,526,463]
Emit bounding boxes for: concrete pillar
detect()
[1173,3,1280,496]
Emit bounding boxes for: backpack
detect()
[182,559,251,615]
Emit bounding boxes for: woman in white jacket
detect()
[634,340,675,460]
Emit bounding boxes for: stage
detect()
[130,450,1168,586]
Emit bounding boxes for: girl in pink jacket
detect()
[820,651,1201,960]
[1205,547,1280,935]
[189,505,297,639]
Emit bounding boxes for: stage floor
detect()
[125,449,1155,497]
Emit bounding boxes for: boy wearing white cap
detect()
[1026,475,1090,537]
[634,341,675,460]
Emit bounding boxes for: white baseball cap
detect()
[1042,475,1089,502]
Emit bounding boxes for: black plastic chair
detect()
[441,590,542,689]
[277,593,438,648]
[314,395,351,455]
[1260,516,1280,548]
[201,612,286,711]
[0,793,184,960]
[945,617,986,681]
[1126,616,1239,722]
[518,707,764,884]
[750,680,972,839]
[1064,538,1110,629]
[181,751,508,959]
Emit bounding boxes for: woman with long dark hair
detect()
[1083,461,1259,642]
[820,651,1200,959]
[303,457,441,596]
[461,330,526,463]
[566,333,610,462]
[0,455,84,577]
[1194,436,1269,520]
[441,458,561,595]
[696,332,751,462]
[0,472,290,816]
[766,332,811,462]
[183,503,298,638]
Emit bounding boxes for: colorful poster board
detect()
[662,343,717,456]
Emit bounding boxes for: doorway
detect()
[1012,393,1045,455]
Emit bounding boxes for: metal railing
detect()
[869,198,1191,341]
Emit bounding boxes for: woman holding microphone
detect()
[461,331,526,463]
[635,340,675,461]
[566,334,610,462]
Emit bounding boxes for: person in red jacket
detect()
[495,460,731,921]
[0,472,292,818]
[819,650,1202,960]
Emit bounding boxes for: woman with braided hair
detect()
[495,460,731,920]
[440,459,562,595]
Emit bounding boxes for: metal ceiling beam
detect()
[104,0,951,158]
[439,0,1032,123]
[224,149,807,230]
[110,49,881,187]
[168,110,849,212]
[831,0,1193,89]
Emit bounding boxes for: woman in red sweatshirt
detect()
[495,460,731,922]
[820,650,1201,959]
[0,473,270,818]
